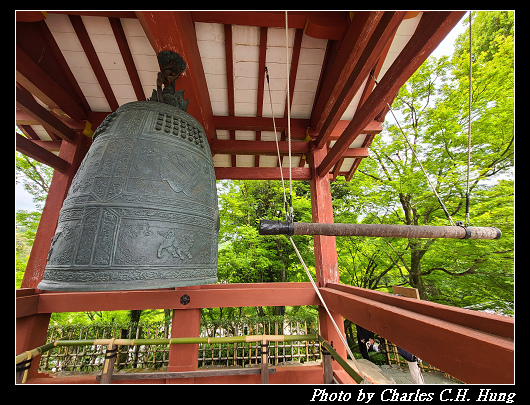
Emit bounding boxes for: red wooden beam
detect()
[109,17,145,101]
[191,11,348,40]
[24,365,324,384]
[310,11,384,133]
[308,146,347,361]
[284,28,303,119]
[307,119,382,140]
[211,139,369,158]
[215,167,311,181]
[278,28,304,167]
[216,116,383,141]
[16,133,69,173]
[314,11,406,149]
[21,135,91,291]
[28,283,319,314]
[223,24,237,167]
[16,86,77,143]
[211,139,308,156]
[48,11,137,19]
[342,23,398,181]
[17,124,40,140]
[317,11,466,177]
[213,115,310,139]
[255,27,268,167]
[38,20,92,116]
[136,11,215,140]
[69,15,119,111]
[16,45,87,123]
[16,11,48,22]
[320,283,514,384]
[224,24,235,117]
[30,140,62,152]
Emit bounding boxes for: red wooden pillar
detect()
[308,146,347,362]
[21,134,91,289]
[17,132,90,380]
[166,286,201,383]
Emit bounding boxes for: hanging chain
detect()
[285,10,294,222]
[465,11,473,227]
[264,67,289,221]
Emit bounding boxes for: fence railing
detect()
[199,318,320,368]
[39,317,319,373]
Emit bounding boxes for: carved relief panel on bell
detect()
[38,101,219,291]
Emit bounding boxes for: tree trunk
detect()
[129,310,142,324]
[408,239,427,299]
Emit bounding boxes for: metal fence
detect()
[39,317,320,373]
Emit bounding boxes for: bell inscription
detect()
[38,101,219,291]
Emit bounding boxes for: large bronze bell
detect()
[38,51,219,291]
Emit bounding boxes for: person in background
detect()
[355,324,380,360]
[397,346,424,384]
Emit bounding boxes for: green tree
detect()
[336,11,513,310]
[216,179,315,317]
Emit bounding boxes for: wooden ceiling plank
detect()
[68,14,120,111]
[316,11,466,177]
[136,11,215,140]
[109,17,146,101]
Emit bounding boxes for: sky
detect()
[431,13,468,58]
[14,13,469,214]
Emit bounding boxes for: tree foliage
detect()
[15,12,514,324]
[335,11,514,312]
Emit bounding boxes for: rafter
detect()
[16,86,77,143]
[69,14,119,112]
[279,28,304,167]
[37,20,92,115]
[224,24,236,167]
[310,11,383,134]
[317,11,466,177]
[109,17,145,101]
[255,27,268,167]
[16,133,69,173]
[136,11,215,140]
[16,46,87,124]
[313,11,406,149]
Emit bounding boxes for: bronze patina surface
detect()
[38,51,219,291]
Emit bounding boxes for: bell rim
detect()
[36,276,219,292]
